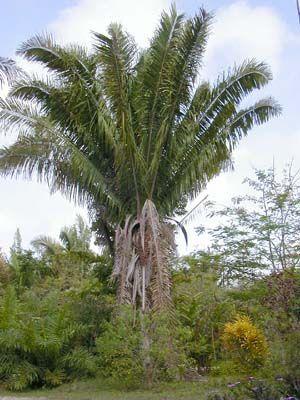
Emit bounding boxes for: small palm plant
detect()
[0,6,280,314]
[32,215,92,256]
[31,216,97,278]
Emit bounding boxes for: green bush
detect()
[0,286,97,390]
[173,257,236,371]
[96,307,144,389]
[263,331,300,398]
[96,307,187,389]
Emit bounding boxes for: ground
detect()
[0,377,234,400]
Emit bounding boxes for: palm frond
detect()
[31,235,63,256]
[137,5,184,165]
[9,74,55,103]
[159,101,281,215]
[0,101,123,218]
[17,34,91,80]
[0,57,20,87]
[93,25,144,210]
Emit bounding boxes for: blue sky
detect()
[0,0,299,254]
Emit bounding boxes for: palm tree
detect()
[31,215,96,273]
[31,216,99,279]
[32,215,92,256]
[0,6,280,313]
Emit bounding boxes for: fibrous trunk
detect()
[112,199,175,313]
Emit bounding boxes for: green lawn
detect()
[0,377,234,400]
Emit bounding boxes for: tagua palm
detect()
[0,6,280,313]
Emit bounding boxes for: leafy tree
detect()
[0,6,280,315]
[201,164,300,284]
[9,229,42,289]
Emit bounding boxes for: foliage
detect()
[264,331,300,398]
[173,254,235,371]
[0,251,12,288]
[0,215,299,393]
[263,269,300,331]
[10,249,45,289]
[0,218,116,391]
[0,286,97,390]
[221,316,268,371]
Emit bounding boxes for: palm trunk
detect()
[112,199,176,385]
[141,312,153,388]
[112,199,174,312]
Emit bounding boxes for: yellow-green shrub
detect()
[221,315,268,370]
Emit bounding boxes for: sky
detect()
[0,0,299,255]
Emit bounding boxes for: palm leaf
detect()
[0,57,20,87]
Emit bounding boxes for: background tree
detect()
[0,6,280,315]
[200,164,300,285]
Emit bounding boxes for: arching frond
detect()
[160,97,281,213]
[17,34,92,81]
[0,105,123,220]
[9,74,55,103]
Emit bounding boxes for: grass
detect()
[0,376,234,400]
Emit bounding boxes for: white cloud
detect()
[0,179,86,254]
[49,0,170,47]
[203,1,286,79]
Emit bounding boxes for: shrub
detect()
[96,307,187,389]
[96,307,144,389]
[264,331,300,398]
[221,315,268,371]
[0,286,97,390]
